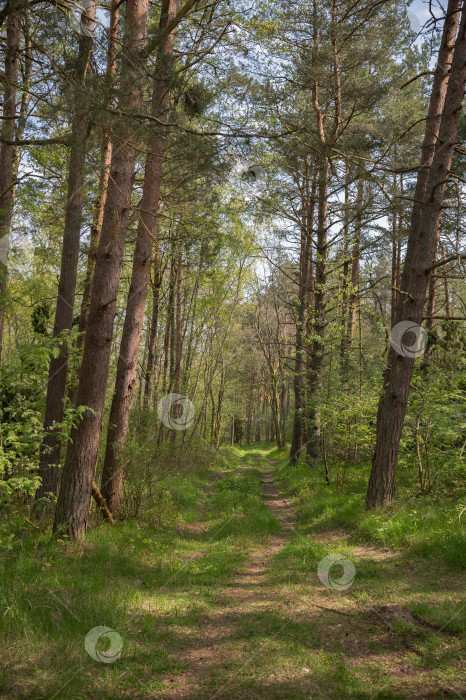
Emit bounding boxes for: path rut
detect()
[157,465,297,699]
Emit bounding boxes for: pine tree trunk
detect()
[305,157,328,464]
[100,0,178,515]
[290,166,316,464]
[440,242,451,316]
[425,227,441,334]
[53,0,149,538]
[74,0,119,355]
[36,9,95,502]
[340,166,350,366]
[143,240,161,409]
[0,5,21,364]
[213,362,225,449]
[162,252,176,395]
[366,2,466,509]
[347,177,363,348]
[390,173,400,326]
[173,237,183,396]
[270,376,283,447]
[255,389,262,442]
[246,387,252,445]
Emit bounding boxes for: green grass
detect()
[0,442,464,699]
[273,451,466,569]
[270,445,465,658]
[0,449,279,698]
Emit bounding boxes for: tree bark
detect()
[347,177,363,348]
[246,387,252,445]
[92,481,114,524]
[0,4,21,364]
[255,389,262,442]
[143,240,161,409]
[213,361,225,449]
[100,0,177,513]
[340,166,350,366]
[74,0,120,355]
[53,0,149,538]
[173,236,183,396]
[305,157,328,464]
[366,1,466,509]
[440,242,451,316]
[290,165,316,464]
[36,6,95,502]
[425,228,440,332]
[162,251,176,395]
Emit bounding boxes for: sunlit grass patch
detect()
[275,454,466,568]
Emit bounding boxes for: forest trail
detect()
[3,0,466,697]
[2,448,464,700]
[157,461,299,699]
[151,455,464,700]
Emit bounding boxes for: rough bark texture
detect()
[74,0,120,355]
[143,240,161,409]
[0,5,20,364]
[100,0,177,514]
[162,252,176,392]
[173,237,182,396]
[366,2,466,509]
[425,228,440,332]
[53,0,149,537]
[339,169,350,365]
[305,157,328,464]
[290,168,315,464]
[390,173,401,326]
[340,174,363,373]
[36,8,95,501]
[255,390,262,442]
[347,178,363,347]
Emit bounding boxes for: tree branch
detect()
[425,253,466,272]
[142,0,203,58]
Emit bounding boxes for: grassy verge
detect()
[1,442,464,699]
[268,443,465,691]
[0,446,278,699]
[271,447,465,568]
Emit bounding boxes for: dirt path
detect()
[156,465,298,699]
[3,451,463,700]
[154,460,464,700]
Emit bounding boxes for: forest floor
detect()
[1,445,465,699]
